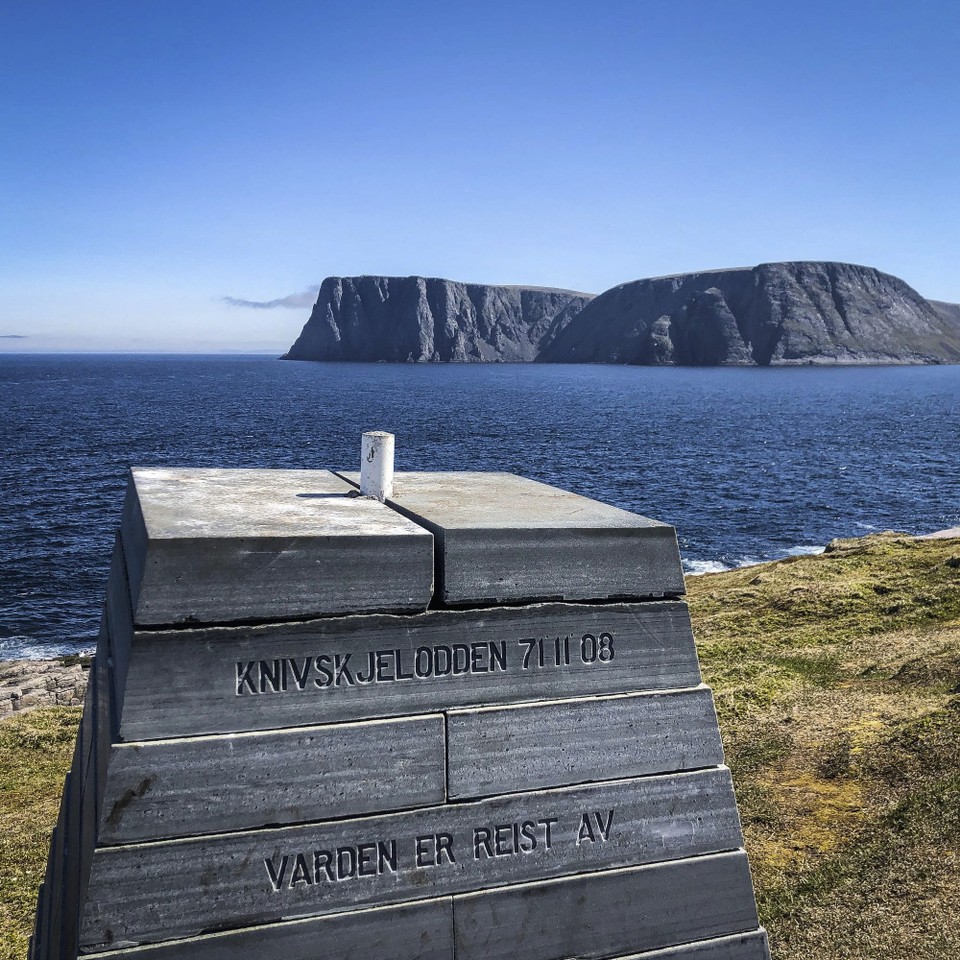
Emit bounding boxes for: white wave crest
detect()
[684,544,825,577]
[684,559,733,576]
[0,638,95,661]
[780,545,826,558]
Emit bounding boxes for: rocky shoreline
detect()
[0,657,89,716]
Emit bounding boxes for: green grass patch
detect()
[688,534,960,959]
[0,707,80,960]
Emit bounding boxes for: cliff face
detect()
[930,299,960,328]
[284,264,960,365]
[540,262,960,365]
[283,276,595,362]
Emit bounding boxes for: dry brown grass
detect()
[688,534,960,960]
[0,706,80,960]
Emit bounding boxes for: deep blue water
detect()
[1,354,958,658]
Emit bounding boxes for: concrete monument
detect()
[31,439,770,960]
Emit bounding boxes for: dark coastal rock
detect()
[930,299,960,328]
[283,276,595,363]
[284,264,960,366]
[540,262,960,366]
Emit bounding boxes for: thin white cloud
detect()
[222,286,320,310]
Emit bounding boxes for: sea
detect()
[2,354,958,659]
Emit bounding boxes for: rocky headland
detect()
[284,262,960,366]
[284,275,594,362]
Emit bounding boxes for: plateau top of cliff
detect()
[603,260,901,287]
[317,274,595,297]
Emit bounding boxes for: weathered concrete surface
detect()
[447,686,724,799]
[29,888,41,960]
[46,777,68,960]
[115,601,700,739]
[99,715,447,843]
[121,468,434,625]
[339,472,685,604]
[57,642,111,960]
[81,898,454,960]
[0,658,88,716]
[80,768,743,950]
[454,852,760,960]
[34,607,124,960]
[61,761,85,959]
[36,858,49,960]
[106,535,133,722]
[93,621,114,826]
[35,875,47,960]
[76,656,96,801]
[60,731,86,960]
[616,931,771,959]
[67,741,98,960]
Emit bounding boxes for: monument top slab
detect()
[341,471,671,532]
[339,471,685,604]
[121,468,434,624]
[128,468,427,540]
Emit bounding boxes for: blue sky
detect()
[2,1,958,351]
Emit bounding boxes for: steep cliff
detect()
[283,276,595,362]
[539,262,960,365]
[284,264,960,365]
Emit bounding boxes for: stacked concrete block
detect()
[32,467,770,960]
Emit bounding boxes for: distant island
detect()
[283,262,960,365]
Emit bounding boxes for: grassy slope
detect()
[1,533,957,960]
[0,706,81,960]
[688,534,960,959]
